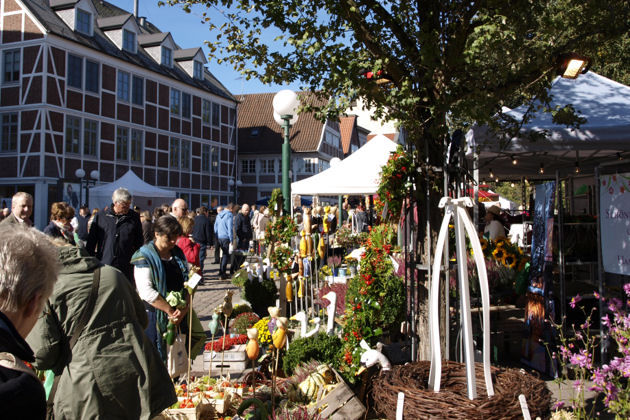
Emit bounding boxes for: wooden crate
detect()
[203,344,246,362]
[203,344,248,375]
[308,369,365,420]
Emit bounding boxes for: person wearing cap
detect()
[484,205,506,241]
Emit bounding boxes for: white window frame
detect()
[193,61,203,79]
[83,119,98,157]
[182,92,191,119]
[2,50,20,84]
[212,102,220,126]
[261,159,275,174]
[122,29,137,53]
[130,129,143,163]
[202,100,210,124]
[241,159,256,174]
[117,70,130,102]
[75,8,92,35]
[116,126,129,160]
[201,144,210,172]
[67,54,83,89]
[65,116,81,155]
[170,89,180,115]
[211,146,219,173]
[85,59,99,94]
[161,46,172,67]
[0,113,18,153]
[181,139,191,169]
[132,75,143,106]
[170,138,180,168]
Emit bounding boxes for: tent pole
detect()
[557,170,566,323]
[595,166,607,364]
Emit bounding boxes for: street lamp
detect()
[557,53,590,79]
[330,157,343,220]
[75,168,99,208]
[272,89,300,215]
[228,178,242,204]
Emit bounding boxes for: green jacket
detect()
[26,246,176,419]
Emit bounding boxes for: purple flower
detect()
[552,401,565,410]
[570,294,582,308]
[602,314,611,327]
[623,282,630,297]
[569,349,592,369]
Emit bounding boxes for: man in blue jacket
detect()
[214,204,233,280]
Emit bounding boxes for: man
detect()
[74,205,90,245]
[170,198,188,219]
[211,205,221,264]
[192,206,213,275]
[214,204,233,280]
[234,203,253,271]
[0,192,33,227]
[86,188,143,283]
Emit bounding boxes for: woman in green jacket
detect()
[27,242,176,419]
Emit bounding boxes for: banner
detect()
[600,173,630,275]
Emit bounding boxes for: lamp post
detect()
[75,168,99,208]
[228,178,243,204]
[272,90,300,215]
[329,157,343,222]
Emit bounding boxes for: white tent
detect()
[89,170,176,210]
[466,72,630,178]
[291,134,398,196]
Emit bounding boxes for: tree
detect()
[166,0,630,359]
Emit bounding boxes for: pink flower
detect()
[570,294,582,308]
[624,283,630,297]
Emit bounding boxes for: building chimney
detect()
[134,0,139,18]
[139,16,146,27]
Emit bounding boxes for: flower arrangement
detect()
[270,244,293,273]
[264,215,298,247]
[326,255,342,270]
[375,145,416,223]
[252,317,272,346]
[548,285,630,419]
[232,312,260,335]
[204,334,248,352]
[318,265,332,278]
[335,225,367,249]
[339,224,405,381]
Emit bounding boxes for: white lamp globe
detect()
[75,168,86,178]
[90,170,99,180]
[330,157,341,168]
[273,111,298,127]
[272,89,300,116]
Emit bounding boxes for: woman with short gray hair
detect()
[112,187,132,205]
[0,225,59,419]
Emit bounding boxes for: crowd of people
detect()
[0,189,378,418]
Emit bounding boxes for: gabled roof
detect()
[238,92,337,154]
[21,0,235,102]
[174,48,203,61]
[339,115,358,154]
[137,32,170,47]
[97,14,132,31]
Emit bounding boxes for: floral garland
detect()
[375,145,416,223]
[339,224,404,380]
[270,244,293,273]
[264,215,298,246]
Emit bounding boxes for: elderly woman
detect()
[43,202,76,245]
[176,216,200,269]
[27,237,176,418]
[131,216,205,362]
[484,205,506,241]
[0,225,59,419]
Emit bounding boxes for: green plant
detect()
[375,146,416,223]
[335,225,367,249]
[283,332,343,376]
[232,269,278,317]
[230,303,253,319]
[264,216,298,247]
[232,312,260,335]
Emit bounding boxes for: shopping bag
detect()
[166,332,188,378]
[228,242,234,254]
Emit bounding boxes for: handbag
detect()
[46,267,101,420]
[166,329,188,378]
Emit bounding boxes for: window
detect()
[117,71,130,101]
[202,100,210,124]
[299,158,316,173]
[83,119,98,157]
[202,144,210,172]
[0,113,18,152]
[193,61,203,79]
[75,9,91,35]
[116,126,129,160]
[170,89,180,115]
[161,46,172,67]
[319,159,330,172]
[65,116,81,154]
[85,60,99,93]
[169,138,180,168]
[182,93,191,119]
[211,146,219,173]
[212,102,220,126]
[67,54,83,89]
[3,50,20,83]
[130,129,142,162]
[132,75,143,106]
[241,159,256,174]
[181,140,190,169]
[261,159,275,174]
[325,131,340,148]
[122,29,136,53]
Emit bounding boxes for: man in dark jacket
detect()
[86,188,143,283]
[75,205,90,242]
[192,206,213,275]
[233,204,253,271]
[0,225,60,419]
[208,205,219,264]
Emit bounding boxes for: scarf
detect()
[130,241,188,360]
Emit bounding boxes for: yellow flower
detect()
[480,238,488,251]
[495,239,507,249]
[492,247,505,261]
[502,254,517,269]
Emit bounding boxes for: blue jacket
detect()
[214,210,233,241]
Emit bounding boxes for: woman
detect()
[27,237,176,419]
[131,216,205,362]
[43,202,76,245]
[176,216,200,268]
[0,226,59,420]
[140,210,153,245]
[484,205,506,241]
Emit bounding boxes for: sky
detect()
[108,0,302,96]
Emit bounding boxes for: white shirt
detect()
[484,219,505,241]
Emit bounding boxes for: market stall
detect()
[88,170,176,210]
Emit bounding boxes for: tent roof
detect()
[467,72,630,179]
[90,170,177,199]
[291,134,398,196]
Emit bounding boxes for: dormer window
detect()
[161,47,172,67]
[193,61,203,80]
[122,29,136,53]
[76,8,92,35]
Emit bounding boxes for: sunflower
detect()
[502,254,517,269]
[492,247,505,261]
[494,239,507,249]
[480,238,489,251]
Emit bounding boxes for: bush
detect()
[229,303,252,320]
[232,312,260,335]
[231,268,278,318]
[283,332,343,376]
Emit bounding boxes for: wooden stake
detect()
[208,331,215,380]
[221,314,229,377]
